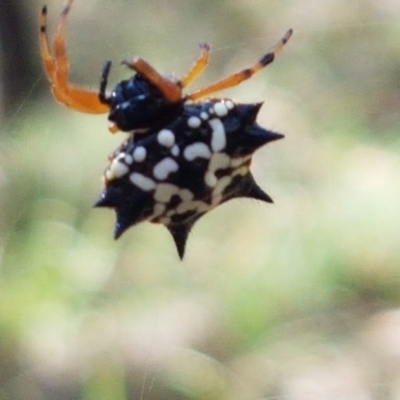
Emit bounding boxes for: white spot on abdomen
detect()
[152,203,166,218]
[154,183,194,203]
[183,142,212,161]
[230,155,251,168]
[204,153,231,187]
[157,129,175,148]
[213,102,228,117]
[230,157,243,167]
[171,145,180,157]
[129,173,156,191]
[225,100,235,110]
[133,146,147,162]
[204,172,217,187]
[187,116,202,129]
[124,154,133,164]
[211,175,233,205]
[153,157,179,180]
[154,183,179,203]
[209,118,226,152]
[176,200,209,214]
[106,159,129,181]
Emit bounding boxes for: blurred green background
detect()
[1,0,400,398]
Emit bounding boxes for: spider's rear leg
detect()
[39,5,65,99]
[180,43,210,88]
[39,1,109,114]
[187,29,293,101]
[52,0,72,87]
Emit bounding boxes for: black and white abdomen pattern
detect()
[96,99,284,258]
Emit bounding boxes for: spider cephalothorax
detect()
[100,65,185,132]
[39,0,292,258]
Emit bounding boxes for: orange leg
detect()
[122,41,210,103]
[122,57,182,103]
[180,43,210,88]
[39,1,109,114]
[186,29,293,101]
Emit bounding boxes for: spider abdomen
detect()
[96,98,283,258]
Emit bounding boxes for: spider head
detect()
[108,75,183,132]
[100,61,184,132]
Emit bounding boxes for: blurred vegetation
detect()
[1,0,400,399]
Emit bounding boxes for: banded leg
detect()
[39,0,109,113]
[186,29,293,101]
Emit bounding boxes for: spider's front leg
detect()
[180,42,210,88]
[39,0,109,114]
[121,41,211,104]
[122,57,182,103]
[187,29,293,101]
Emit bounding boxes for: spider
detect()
[40,0,292,259]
